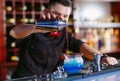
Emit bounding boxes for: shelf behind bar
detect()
[6,11,41,15]
[6,0,49,3]
[101,48,120,54]
[0,62,18,67]
[7,48,19,52]
[78,22,120,28]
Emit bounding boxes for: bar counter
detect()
[54,59,120,81]
[7,59,120,81]
[55,66,120,81]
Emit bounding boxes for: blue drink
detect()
[63,54,84,74]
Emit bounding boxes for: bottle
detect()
[35,19,67,31]
[8,18,15,24]
[11,56,19,61]
[6,6,12,12]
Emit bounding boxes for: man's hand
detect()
[39,9,64,20]
[101,56,118,65]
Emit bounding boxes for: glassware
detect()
[94,54,101,72]
[37,73,53,81]
[53,66,68,79]
[63,54,84,74]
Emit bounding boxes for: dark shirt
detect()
[12,29,84,78]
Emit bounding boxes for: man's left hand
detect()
[101,56,118,65]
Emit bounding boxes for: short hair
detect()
[49,0,72,7]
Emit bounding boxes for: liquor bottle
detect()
[29,18,34,24]
[114,14,119,22]
[103,29,112,51]
[11,56,19,61]
[6,6,12,12]
[8,18,15,24]
[20,18,28,23]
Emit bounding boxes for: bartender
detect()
[10,0,118,78]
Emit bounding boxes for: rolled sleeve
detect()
[68,33,84,52]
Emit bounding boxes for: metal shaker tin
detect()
[35,19,67,31]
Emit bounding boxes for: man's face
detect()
[50,3,71,21]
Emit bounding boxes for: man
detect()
[10,0,118,78]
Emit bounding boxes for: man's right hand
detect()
[39,9,64,20]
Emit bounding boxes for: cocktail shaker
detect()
[35,19,67,31]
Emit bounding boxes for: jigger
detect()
[94,54,101,72]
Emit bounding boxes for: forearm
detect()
[9,24,36,39]
[80,43,102,60]
[10,23,53,39]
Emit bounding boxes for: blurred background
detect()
[0,0,120,80]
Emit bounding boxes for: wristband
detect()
[101,54,109,60]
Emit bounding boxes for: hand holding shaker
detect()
[35,19,67,31]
